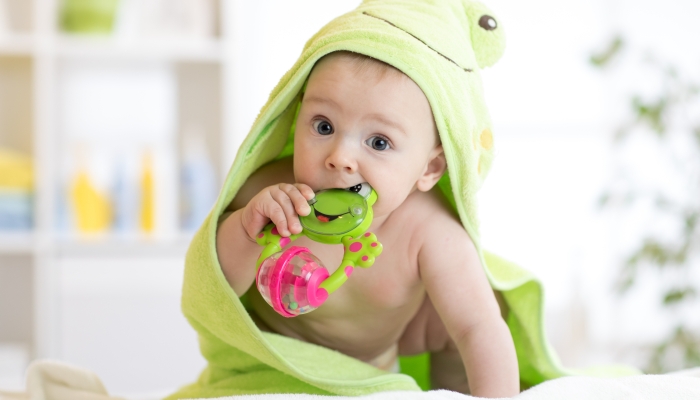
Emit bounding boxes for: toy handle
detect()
[318,232,382,294]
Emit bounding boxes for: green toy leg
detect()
[320,232,383,294]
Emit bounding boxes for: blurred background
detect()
[0,0,698,397]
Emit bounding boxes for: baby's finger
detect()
[263,200,290,237]
[270,188,301,235]
[280,184,311,216]
[294,183,316,201]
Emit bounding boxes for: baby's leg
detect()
[399,291,508,394]
[367,344,399,372]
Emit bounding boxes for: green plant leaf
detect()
[590,36,624,67]
[662,287,696,305]
[632,96,667,134]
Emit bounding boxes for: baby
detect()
[216,51,519,398]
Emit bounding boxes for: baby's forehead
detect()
[306,52,439,144]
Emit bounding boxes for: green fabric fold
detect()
[168,1,639,398]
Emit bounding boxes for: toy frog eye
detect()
[350,204,364,216]
[478,15,497,31]
[346,182,372,199]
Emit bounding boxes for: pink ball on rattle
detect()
[256,246,329,317]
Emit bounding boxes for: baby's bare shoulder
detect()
[399,188,470,246]
[228,157,295,211]
[397,189,481,287]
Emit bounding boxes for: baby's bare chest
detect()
[252,229,425,352]
[254,230,427,358]
[293,227,423,311]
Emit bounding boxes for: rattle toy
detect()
[255,183,383,317]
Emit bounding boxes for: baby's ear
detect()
[416,146,447,192]
[465,1,506,69]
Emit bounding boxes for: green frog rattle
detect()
[255,183,383,317]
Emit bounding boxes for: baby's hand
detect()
[240,183,315,240]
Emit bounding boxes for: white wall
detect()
[225,0,360,158]
[57,255,202,397]
[477,0,700,368]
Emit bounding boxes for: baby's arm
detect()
[418,216,519,398]
[216,160,314,295]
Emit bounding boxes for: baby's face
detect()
[293,54,441,218]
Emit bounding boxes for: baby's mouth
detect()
[307,184,363,204]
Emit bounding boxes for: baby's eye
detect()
[312,119,334,135]
[366,136,390,151]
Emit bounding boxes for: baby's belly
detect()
[248,262,425,366]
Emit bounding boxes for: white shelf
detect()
[54,232,195,258]
[54,35,224,62]
[0,34,225,61]
[0,33,34,56]
[0,232,34,255]
[0,232,198,257]
[0,0,239,386]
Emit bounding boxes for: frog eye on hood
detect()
[466,3,506,69]
[346,183,372,199]
[478,15,497,31]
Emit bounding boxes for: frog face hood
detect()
[221,0,506,253]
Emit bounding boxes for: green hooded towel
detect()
[168,1,640,398]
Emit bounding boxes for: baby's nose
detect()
[325,146,357,173]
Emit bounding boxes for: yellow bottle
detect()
[71,169,111,233]
[140,151,155,233]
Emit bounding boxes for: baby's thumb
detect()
[240,206,268,242]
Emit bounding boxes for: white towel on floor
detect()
[1,361,698,400]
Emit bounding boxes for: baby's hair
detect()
[322,51,404,81]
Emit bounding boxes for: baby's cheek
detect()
[293,163,320,190]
